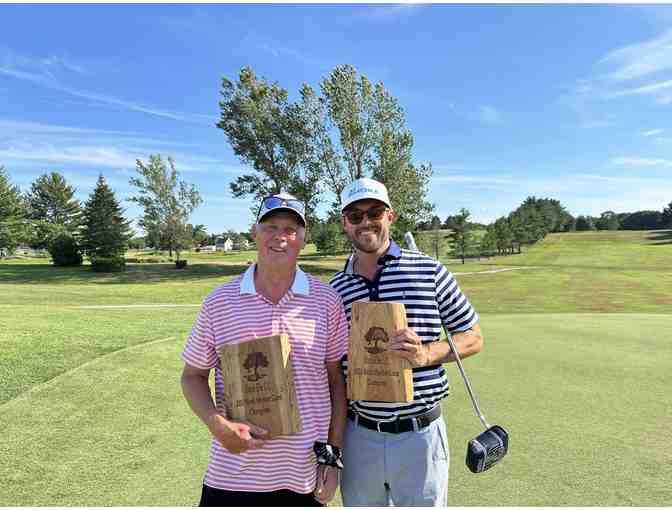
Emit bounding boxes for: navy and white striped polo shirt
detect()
[329,240,479,422]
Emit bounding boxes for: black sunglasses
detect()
[343,204,388,225]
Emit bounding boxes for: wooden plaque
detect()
[348,301,414,403]
[217,334,302,437]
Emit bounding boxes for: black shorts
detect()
[199,484,324,507]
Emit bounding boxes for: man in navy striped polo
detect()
[330,178,484,506]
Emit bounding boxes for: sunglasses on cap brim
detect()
[260,196,305,212]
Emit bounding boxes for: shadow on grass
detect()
[298,262,342,279]
[0,263,249,285]
[646,230,672,245]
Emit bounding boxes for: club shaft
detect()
[445,332,491,430]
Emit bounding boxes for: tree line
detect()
[418,197,672,264]
[0,156,203,270]
[3,63,672,264]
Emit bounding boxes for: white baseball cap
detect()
[340,178,392,212]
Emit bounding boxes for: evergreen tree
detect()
[0,166,29,254]
[595,211,620,231]
[575,215,596,231]
[494,217,514,254]
[660,201,672,228]
[81,174,133,258]
[479,226,498,257]
[26,171,82,249]
[447,208,476,264]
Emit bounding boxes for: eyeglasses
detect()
[343,205,388,225]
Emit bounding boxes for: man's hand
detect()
[313,465,339,505]
[207,414,268,454]
[387,327,431,367]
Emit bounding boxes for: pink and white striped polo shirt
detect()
[181,264,348,494]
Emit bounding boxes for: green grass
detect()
[1,314,669,506]
[1,230,671,505]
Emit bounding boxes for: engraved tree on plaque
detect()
[364,326,389,354]
[243,351,269,382]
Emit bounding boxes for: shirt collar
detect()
[344,239,402,275]
[240,264,310,296]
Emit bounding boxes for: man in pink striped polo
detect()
[181,193,348,507]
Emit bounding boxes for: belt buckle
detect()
[376,420,384,433]
[416,414,429,429]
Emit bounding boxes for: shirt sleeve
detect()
[326,292,349,363]
[435,262,479,333]
[181,300,218,369]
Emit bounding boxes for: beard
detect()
[350,226,387,254]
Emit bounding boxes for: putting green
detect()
[1,313,670,506]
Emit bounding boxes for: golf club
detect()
[445,332,509,473]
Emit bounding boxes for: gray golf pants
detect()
[340,417,449,506]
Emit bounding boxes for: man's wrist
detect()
[205,412,224,431]
[314,441,344,469]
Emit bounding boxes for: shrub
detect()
[175,259,188,269]
[49,234,83,267]
[91,255,126,272]
[125,256,171,263]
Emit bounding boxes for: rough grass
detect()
[1,230,671,505]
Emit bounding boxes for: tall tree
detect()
[25,171,82,249]
[81,174,133,258]
[660,202,672,228]
[191,224,209,247]
[218,64,434,243]
[321,65,433,238]
[595,211,620,231]
[217,67,321,222]
[129,155,202,261]
[494,217,514,255]
[479,226,498,257]
[575,215,596,231]
[0,167,29,254]
[447,208,476,264]
[321,65,377,181]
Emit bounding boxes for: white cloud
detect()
[0,47,214,125]
[432,174,517,187]
[0,119,132,137]
[253,38,327,69]
[600,28,672,82]
[0,142,230,174]
[0,144,139,169]
[642,128,664,137]
[609,156,672,168]
[564,28,672,113]
[357,3,423,19]
[607,78,672,104]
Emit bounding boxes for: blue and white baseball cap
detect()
[340,178,392,212]
[256,192,306,226]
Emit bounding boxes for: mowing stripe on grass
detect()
[454,266,539,275]
[0,336,176,411]
[74,304,201,309]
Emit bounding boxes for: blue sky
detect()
[2,3,672,235]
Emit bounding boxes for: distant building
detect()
[201,245,217,252]
[215,238,234,252]
[233,239,250,250]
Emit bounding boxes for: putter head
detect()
[466,425,509,473]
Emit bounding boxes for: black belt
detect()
[347,406,441,434]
